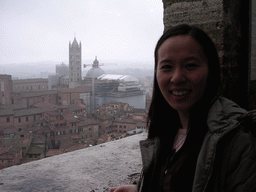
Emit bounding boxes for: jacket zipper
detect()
[164,149,176,175]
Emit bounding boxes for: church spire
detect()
[72,37,78,47]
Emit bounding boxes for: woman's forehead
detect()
[157,35,207,62]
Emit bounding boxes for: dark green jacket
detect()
[138,97,256,192]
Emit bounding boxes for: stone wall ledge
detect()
[0,132,147,192]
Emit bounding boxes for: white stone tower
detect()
[69,37,82,88]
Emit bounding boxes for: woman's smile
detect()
[170,89,192,97]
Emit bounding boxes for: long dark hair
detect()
[147,24,221,142]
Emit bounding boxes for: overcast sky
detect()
[0,0,164,66]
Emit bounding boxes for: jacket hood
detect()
[207,97,247,133]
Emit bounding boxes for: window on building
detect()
[26,117,28,121]
[18,118,21,123]
[7,117,10,122]
[42,97,44,102]
[70,129,72,134]
[34,116,36,121]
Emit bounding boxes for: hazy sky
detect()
[0,0,164,66]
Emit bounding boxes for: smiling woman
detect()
[110,24,256,192]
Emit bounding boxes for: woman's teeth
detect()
[172,90,190,96]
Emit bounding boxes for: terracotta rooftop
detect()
[62,113,79,123]
[20,90,58,98]
[27,145,44,155]
[46,149,64,157]
[32,102,56,108]
[0,152,14,160]
[13,107,54,117]
[12,78,48,84]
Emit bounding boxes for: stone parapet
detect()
[0,132,147,192]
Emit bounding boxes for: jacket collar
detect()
[140,137,161,172]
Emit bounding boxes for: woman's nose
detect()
[170,68,186,84]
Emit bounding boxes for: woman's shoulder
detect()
[212,116,256,192]
[227,108,256,148]
[222,113,256,164]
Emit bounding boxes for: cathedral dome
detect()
[85,56,105,78]
[86,67,105,78]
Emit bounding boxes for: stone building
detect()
[11,90,58,108]
[0,75,13,106]
[57,86,91,106]
[13,78,48,92]
[162,0,253,109]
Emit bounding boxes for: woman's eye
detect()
[161,65,172,70]
[186,63,198,70]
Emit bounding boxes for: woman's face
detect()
[156,35,209,114]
